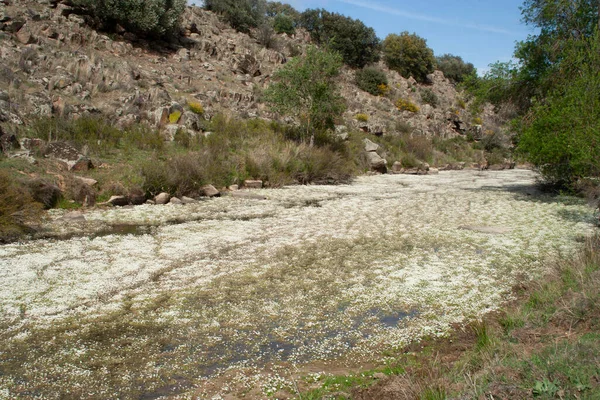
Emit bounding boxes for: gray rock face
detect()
[363,138,379,152]
[154,192,170,205]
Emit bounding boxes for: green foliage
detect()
[420,88,439,107]
[140,115,356,196]
[26,116,164,156]
[518,34,600,186]
[435,54,476,84]
[355,67,388,96]
[264,46,345,142]
[273,13,295,35]
[168,111,181,124]
[382,32,435,83]
[72,0,185,37]
[203,0,266,33]
[299,9,380,68]
[396,98,419,113]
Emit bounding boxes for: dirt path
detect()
[0,170,595,399]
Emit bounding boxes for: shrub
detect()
[299,9,380,68]
[72,0,186,37]
[472,117,483,125]
[355,113,369,122]
[273,13,295,35]
[169,111,182,124]
[420,88,439,107]
[265,46,345,142]
[355,67,388,96]
[0,171,43,242]
[256,22,279,49]
[436,54,476,84]
[204,0,266,33]
[188,102,204,115]
[382,32,435,83]
[396,98,419,113]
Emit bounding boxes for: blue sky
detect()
[192,0,535,74]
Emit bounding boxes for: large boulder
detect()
[366,151,388,174]
[363,138,379,152]
[44,142,93,171]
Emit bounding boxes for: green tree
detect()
[299,9,380,68]
[435,54,476,84]
[518,34,600,185]
[204,0,266,33]
[73,0,186,37]
[382,32,435,83]
[264,46,345,144]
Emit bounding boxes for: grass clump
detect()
[420,88,439,107]
[168,111,182,124]
[0,171,43,242]
[396,98,419,113]
[188,101,204,115]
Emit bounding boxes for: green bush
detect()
[265,46,345,142]
[382,32,435,83]
[72,0,186,37]
[355,67,388,96]
[273,13,295,35]
[299,9,380,68]
[420,88,439,107]
[436,54,476,84]
[204,0,266,33]
[355,113,369,122]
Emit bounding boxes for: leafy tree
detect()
[273,13,295,34]
[266,1,300,19]
[518,34,600,185]
[355,67,388,96]
[265,46,345,144]
[435,54,476,84]
[203,0,266,33]
[73,0,186,37]
[382,32,435,83]
[299,9,380,68]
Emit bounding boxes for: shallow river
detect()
[0,170,596,399]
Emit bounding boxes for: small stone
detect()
[154,192,170,204]
[145,199,156,205]
[392,161,403,173]
[181,196,197,204]
[74,176,97,186]
[244,180,263,189]
[228,184,239,191]
[201,184,220,197]
[60,211,86,222]
[373,372,386,380]
[428,168,439,175]
[169,197,182,205]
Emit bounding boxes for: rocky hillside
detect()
[0,0,491,141]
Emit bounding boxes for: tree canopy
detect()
[299,9,380,68]
[264,46,345,143]
[382,32,435,83]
